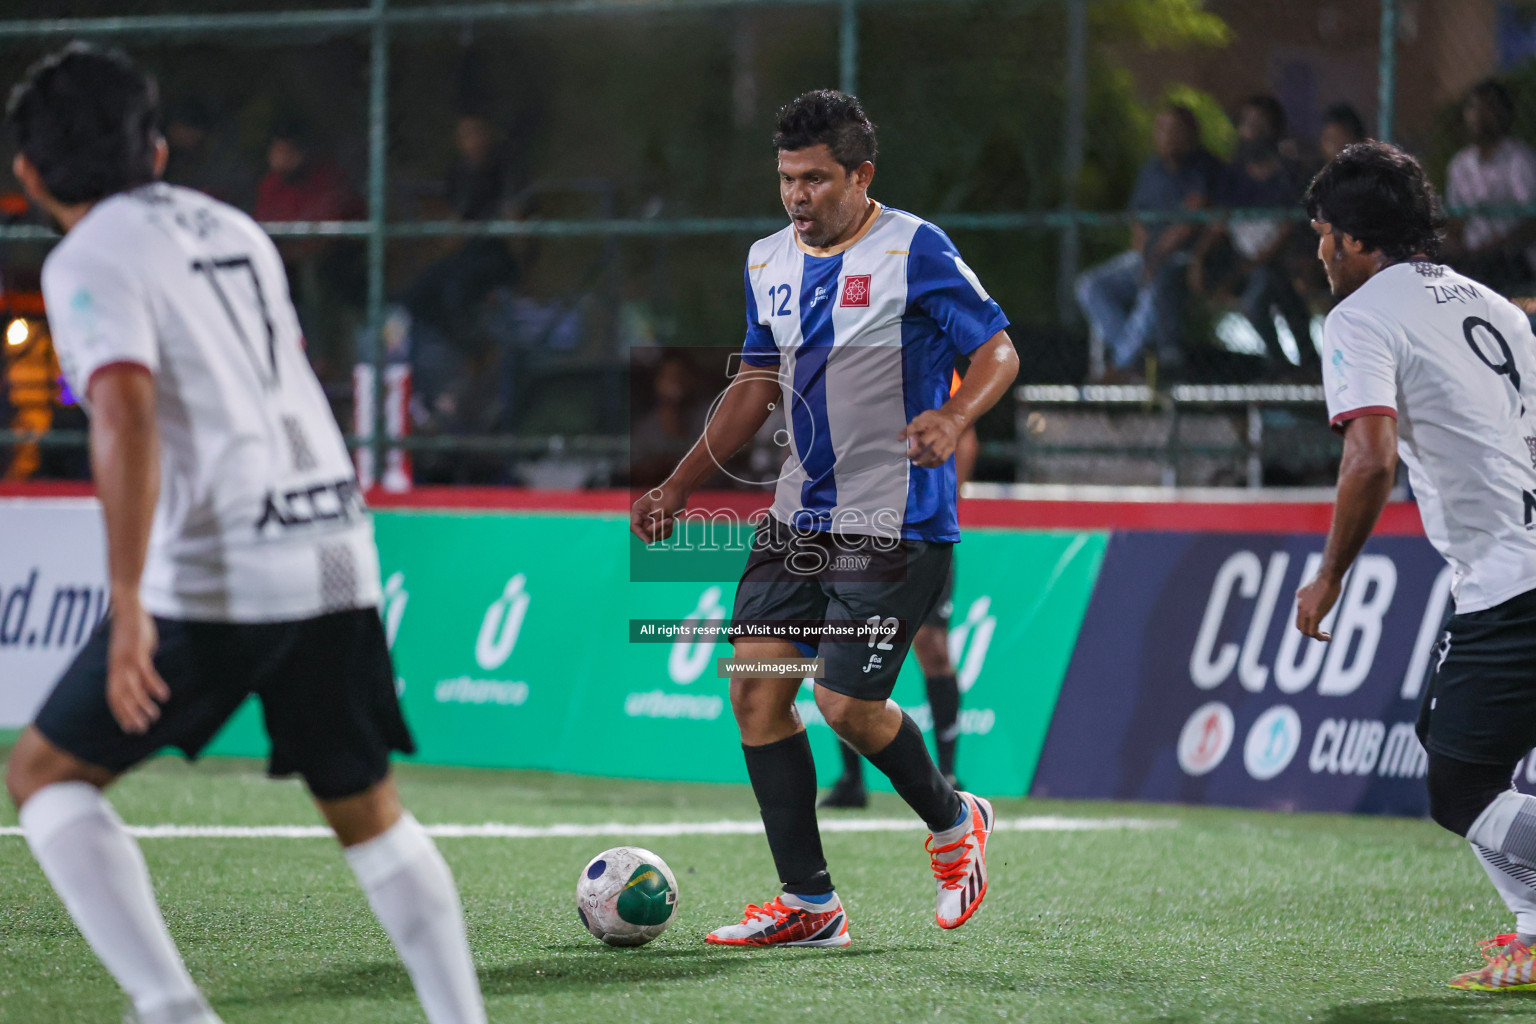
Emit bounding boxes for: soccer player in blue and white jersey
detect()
[631,90,1019,946]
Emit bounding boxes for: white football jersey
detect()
[42,184,380,622]
[1322,260,1536,612]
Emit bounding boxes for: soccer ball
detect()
[576,846,680,947]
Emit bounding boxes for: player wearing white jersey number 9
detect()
[1295,140,1536,993]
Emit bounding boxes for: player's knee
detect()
[816,697,857,738]
[1427,753,1513,837]
[316,775,403,847]
[814,688,874,745]
[911,627,949,675]
[728,680,789,731]
[5,731,58,809]
[5,729,51,808]
[1427,785,1489,838]
[4,755,30,810]
[4,728,113,811]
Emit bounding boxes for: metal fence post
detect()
[839,0,858,96]
[367,0,389,480]
[1378,0,1397,142]
[1058,0,1089,341]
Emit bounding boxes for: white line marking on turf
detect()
[0,816,1172,839]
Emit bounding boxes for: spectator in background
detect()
[1318,103,1367,163]
[162,99,256,211]
[1445,79,1536,294]
[445,113,518,221]
[629,352,710,490]
[1076,105,1221,382]
[255,119,366,386]
[1192,95,1316,374]
[255,119,363,224]
[402,112,524,436]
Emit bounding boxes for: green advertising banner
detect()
[208,512,1105,795]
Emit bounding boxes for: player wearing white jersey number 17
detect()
[1293,141,1536,993]
[3,44,485,1024]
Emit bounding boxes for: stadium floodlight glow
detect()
[5,318,27,347]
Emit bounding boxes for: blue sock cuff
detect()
[947,799,969,831]
[791,890,836,905]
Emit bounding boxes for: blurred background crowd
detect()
[2,0,1535,489]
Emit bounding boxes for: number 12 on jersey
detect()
[768,284,791,316]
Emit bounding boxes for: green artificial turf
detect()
[0,747,1530,1023]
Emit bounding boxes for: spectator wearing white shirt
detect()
[1445,79,1536,294]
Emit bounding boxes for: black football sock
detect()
[866,711,964,832]
[742,731,833,896]
[924,672,960,778]
[837,739,864,784]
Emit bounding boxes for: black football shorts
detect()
[1417,586,1536,768]
[730,514,953,702]
[923,559,956,631]
[35,607,414,800]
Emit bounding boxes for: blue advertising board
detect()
[1031,532,1456,815]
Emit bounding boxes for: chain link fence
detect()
[0,0,1526,488]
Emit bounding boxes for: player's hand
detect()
[630,483,687,544]
[1294,572,1341,642]
[106,594,170,735]
[900,410,966,468]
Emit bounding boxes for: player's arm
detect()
[629,366,781,543]
[902,332,1018,469]
[1295,414,1398,641]
[89,365,171,733]
[954,425,979,488]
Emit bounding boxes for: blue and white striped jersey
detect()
[740,204,1009,542]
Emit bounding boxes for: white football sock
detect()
[930,793,975,849]
[344,812,486,1024]
[1473,843,1536,938]
[19,782,206,1018]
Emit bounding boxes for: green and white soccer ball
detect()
[576,846,680,946]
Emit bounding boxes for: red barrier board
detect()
[0,481,1425,537]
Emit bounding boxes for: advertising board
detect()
[1031,532,1449,814]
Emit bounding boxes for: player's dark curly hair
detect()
[1304,140,1445,261]
[772,90,877,171]
[6,42,160,205]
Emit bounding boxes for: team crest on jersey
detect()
[840,275,872,307]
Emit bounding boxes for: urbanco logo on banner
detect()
[434,574,532,709]
[476,574,530,671]
[380,571,409,650]
[947,595,996,694]
[667,586,726,685]
[626,587,727,722]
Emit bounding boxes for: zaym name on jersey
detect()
[1187,547,1451,781]
[254,476,365,536]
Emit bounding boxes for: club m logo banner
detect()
[1030,532,1458,816]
